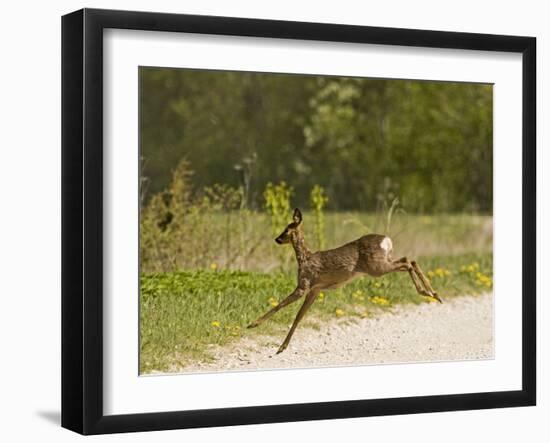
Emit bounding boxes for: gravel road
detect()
[172,293,493,374]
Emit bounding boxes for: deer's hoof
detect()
[433,293,443,303]
[276,344,287,354]
[247,322,258,329]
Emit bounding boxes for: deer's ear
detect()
[293,208,302,225]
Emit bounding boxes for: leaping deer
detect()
[248,208,442,354]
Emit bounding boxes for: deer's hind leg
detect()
[391,257,441,302]
[410,260,442,303]
[247,287,306,329]
[276,289,319,354]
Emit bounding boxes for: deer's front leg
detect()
[247,286,307,329]
[276,289,319,354]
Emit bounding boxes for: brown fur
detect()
[248,208,441,354]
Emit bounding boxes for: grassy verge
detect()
[141,210,492,273]
[140,252,492,373]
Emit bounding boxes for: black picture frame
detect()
[61,8,536,435]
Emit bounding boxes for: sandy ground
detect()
[166,293,493,374]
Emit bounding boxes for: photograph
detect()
[138,67,494,375]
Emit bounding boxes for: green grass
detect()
[140,210,493,273]
[140,252,492,373]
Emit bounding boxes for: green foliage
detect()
[141,167,493,274]
[263,181,294,269]
[140,159,194,272]
[140,252,492,373]
[303,78,493,212]
[140,68,492,213]
[263,181,293,236]
[310,184,328,249]
[140,159,253,272]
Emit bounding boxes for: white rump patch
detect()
[380,237,393,253]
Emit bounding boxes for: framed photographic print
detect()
[61,8,536,435]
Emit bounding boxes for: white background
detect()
[0,0,546,442]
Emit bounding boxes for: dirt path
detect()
[171,293,493,374]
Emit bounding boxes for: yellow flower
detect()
[210,263,218,270]
[431,268,451,278]
[474,272,493,288]
[268,297,279,307]
[352,290,365,301]
[371,296,390,306]
[463,262,480,274]
[211,320,220,328]
[335,308,345,317]
[318,292,325,300]
[374,282,381,288]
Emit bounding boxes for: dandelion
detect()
[352,290,365,301]
[335,308,345,317]
[462,262,480,274]
[210,262,218,271]
[318,292,325,300]
[474,272,493,288]
[431,268,451,278]
[211,320,220,328]
[268,297,279,307]
[371,296,390,306]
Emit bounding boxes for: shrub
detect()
[310,184,328,249]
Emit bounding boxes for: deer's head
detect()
[275,208,303,245]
